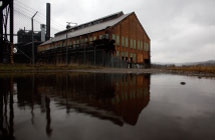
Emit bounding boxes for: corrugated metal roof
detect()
[55,11,124,36]
[41,12,131,46]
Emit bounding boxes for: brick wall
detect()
[111,13,150,64]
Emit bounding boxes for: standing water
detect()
[0,73,214,140]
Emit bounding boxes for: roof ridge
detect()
[55,11,124,36]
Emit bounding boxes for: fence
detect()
[37,39,129,68]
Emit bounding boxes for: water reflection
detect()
[0,73,150,139]
[0,77,14,139]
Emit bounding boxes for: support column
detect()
[9,0,13,44]
[0,9,3,63]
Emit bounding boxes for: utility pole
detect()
[31,11,38,65]
[66,33,68,65]
[65,22,77,65]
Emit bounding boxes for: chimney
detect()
[46,3,51,40]
[40,24,46,42]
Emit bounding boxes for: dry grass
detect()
[167,66,215,74]
[0,63,102,72]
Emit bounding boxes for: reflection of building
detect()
[113,74,150,125]
[37,73,150,126]
[0,77,15,139]
[0,73,150,139]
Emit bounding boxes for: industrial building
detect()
[13,27,45,63]
[37,11,150,68]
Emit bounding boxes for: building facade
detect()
[37,11,150,68]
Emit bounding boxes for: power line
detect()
[14,9,61,36]
[14,4,64,30]
[14,0,66,29]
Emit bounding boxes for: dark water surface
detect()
[0,73,214,140]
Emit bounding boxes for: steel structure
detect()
[0,0,14,63]
[37,38,117,66]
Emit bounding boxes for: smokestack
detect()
[46,3,51,40]
[40,24,46,42]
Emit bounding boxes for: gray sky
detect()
[15,0,215,63]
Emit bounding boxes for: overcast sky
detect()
[15,0,215,63]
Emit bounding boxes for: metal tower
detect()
[0,0,14,63]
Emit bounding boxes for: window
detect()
[116,51,119,56]
[134,40,136,49]
[138,40,140,50]
[122,36,124,47]
[94,36,97,40]
[116,35,120,46]
[126,38,128,48]
[81,39,84,47]
[130,53,133,58]
[84,38,88,47]
[89,37,93,46]
[76,40,79,47]
[133,53,136,62]
[112,34,115,40]
[141,41,143,50]
[130,39,133,48]
[73,41,76,48]
[99,35,103,39]
[125,52,128,57]
[105,34,109,39]
[122,52,124,57]
[144,42,149,51]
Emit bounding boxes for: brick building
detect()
[37,11,150,68]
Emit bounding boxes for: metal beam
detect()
[0,9,3,62]
[0,0,13,63]
[9,0,13,43]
